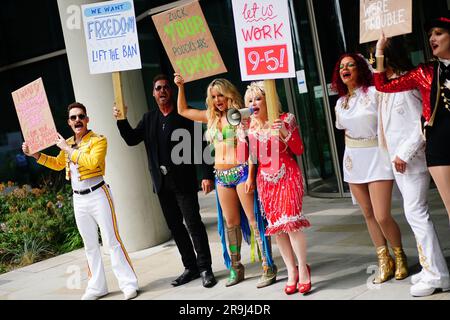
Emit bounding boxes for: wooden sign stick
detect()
[112,71,126,120]
[264,79,280,135]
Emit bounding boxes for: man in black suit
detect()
[113,74,217,288]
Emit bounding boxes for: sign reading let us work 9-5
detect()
[81,0,141,74]
[231,0,295,81]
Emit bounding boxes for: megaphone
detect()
[226,107,254,126]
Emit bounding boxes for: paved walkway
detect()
[0,190,449,301]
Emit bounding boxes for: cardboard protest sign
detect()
[11,78,58,155]
[81,0,141,74]
[152,0,227,82]
[360,0,412,44]
[231,0,295,81]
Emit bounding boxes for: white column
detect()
[57,0,170,251]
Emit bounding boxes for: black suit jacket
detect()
[117,108,214,194]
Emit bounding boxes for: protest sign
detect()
[81,0,141,74]
[82,0,141,120]
[231,0,295,126]
[152,0,227,83]
[11,78,58,155]
[231,0,295,81]
[360,0,412,43]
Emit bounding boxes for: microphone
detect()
[226,106,254,126]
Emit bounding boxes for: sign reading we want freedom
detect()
[231,0,295,81]
[11,78,58,155]
[360,0,412,43]
[152,1,227,83]
[81,0,141,74]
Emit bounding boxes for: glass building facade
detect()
[1,0,449,197]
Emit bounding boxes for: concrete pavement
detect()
[0,189,449,301]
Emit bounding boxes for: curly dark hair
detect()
[331,53,373,97]
[383,37,414,74]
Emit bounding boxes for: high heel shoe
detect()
[298,264,311,294]
[284,273,299,295]
[373,246,394,284]
[392,246,408,280]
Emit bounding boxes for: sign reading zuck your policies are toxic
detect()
[152,1,227,83]
[82,0,142,74]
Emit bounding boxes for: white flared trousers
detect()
[73,184,138,295]
[395,172,449,288]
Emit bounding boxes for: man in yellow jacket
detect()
[22,102,138,300]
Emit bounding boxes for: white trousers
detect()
[395,172,450,288]
[73,184,138,295]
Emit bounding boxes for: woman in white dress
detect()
[331,53,408,284]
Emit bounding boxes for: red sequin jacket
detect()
[374,62,439,125]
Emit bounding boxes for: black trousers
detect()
[157,171,212,272]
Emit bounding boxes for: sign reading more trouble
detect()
[152,1,227,82]
[11,78,58,155]
[360,0,412,44]
[231,0,295,81]
[81,0,141,74]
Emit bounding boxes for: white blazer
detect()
[378,87,428,174]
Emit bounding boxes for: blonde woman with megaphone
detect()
[174,73,277,288]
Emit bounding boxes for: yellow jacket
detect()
[37,130,107,181]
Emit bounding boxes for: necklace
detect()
[342,90,355,110]
[161,115,167,131]
[439,85,450,112]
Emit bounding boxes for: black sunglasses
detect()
[69,114,86,121]
[154,85,170,91]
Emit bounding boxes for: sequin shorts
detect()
[215,163,249,188]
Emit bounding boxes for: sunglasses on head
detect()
[69,114,86,121]
[154,85,170,91]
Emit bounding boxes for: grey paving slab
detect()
[0,189,449,301]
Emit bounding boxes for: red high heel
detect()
[298,264,311,294]
[284,273,299,295]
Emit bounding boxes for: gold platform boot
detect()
[253,227,277,288]
[226,226,245,287]
[392,246,408,280]
[373,245,395,284]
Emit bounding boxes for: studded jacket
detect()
[37,130,106,181]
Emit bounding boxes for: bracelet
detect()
[282,130,292,143]
[375,55,385,72]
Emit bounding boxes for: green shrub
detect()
[0,181,83,273]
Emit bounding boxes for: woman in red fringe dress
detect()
[243,81,311,295]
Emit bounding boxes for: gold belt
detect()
[345,136,378,148]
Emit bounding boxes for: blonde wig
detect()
[205,78,244,133]
[244,81,282,130]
